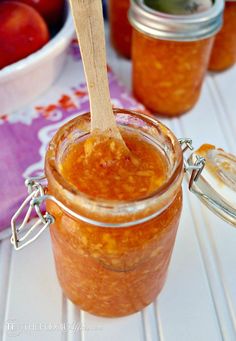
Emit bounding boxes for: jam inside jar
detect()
[132,30,214,116]
[129,0,223,116]
[209,1,236,71]
[45,109,184,317]
[108,0,132,58]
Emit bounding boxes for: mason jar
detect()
[209,0,236,71]
[108,0,132,58]
[11,109,236,318]
[129,0,224,116]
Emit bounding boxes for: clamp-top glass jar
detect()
[129,0,224,116]
[209,0,236,71]
[11,109,236,318]
[108,0,132,58]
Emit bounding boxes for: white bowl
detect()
[0,3,74,113]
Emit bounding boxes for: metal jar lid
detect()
[129,0,224,41]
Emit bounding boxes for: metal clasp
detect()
[11,176,54,250]
[178,138,206,190]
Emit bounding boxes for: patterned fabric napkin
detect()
[0,39,144,239]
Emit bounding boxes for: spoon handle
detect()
[68,0,119,135]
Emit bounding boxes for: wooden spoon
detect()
[68,0,125,142]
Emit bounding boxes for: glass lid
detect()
[186,143,236,227]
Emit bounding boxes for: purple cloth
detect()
[0,40,144,233]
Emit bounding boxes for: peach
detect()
[15,0,64,27]
[0,1,49,69]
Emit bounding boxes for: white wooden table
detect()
[1,33,236,341]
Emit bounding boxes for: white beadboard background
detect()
[0,27,236,341]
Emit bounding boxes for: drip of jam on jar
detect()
[60,131,169,201]
[144,0,212,15]
[196,144,236,190]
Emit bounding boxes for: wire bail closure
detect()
[178,138,206,190]
[11,176,54,250]
[11,138,206,250]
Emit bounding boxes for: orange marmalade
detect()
[45,110,183,317]
[132,29,214,116]
[129,0,223,117]
[109,0,132,58]
[209,2,236,71]
[60,132,168,200]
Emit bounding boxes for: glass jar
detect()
[129,0,224,116]
[45,109,183,317]
[108,0,132,58]
[209,1,236,71]
[11,110,236,318]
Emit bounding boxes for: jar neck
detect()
[45,110,184,227]
[129,0,224,41]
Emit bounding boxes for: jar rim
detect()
[129,0,224,41]
[45,109,184,225]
